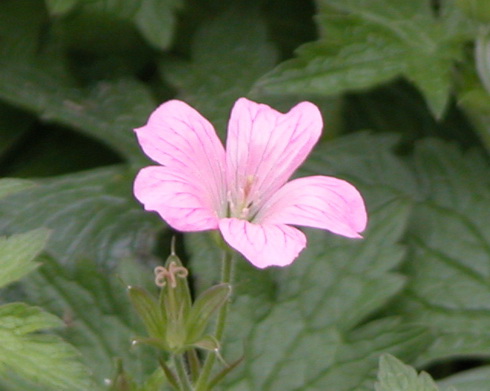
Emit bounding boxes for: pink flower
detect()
[134,98,367,268]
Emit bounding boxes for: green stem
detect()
[194,249,234,391]
[173,354,193,391]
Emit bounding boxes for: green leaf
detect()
[0,59,155,163]
[390,140,490,364]
[45,0,80,16]
[254,0,472,118]
[0,302,96,391]
[21,256,157,386]
[438,366,490,391]
[0,166,160,268]
[161,3,278,134]
[59,0,181,50]
[375,354,441,391]
[0,178,34,201]
[0,3,155,165]
[0,228,50,289]
[134,0,183,50]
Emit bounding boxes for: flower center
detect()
[227,175,261,221]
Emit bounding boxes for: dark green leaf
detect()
[390,140,490,364]
[254,0,473,118]
[0,166,160,268]
[161,3,278,134]
[21,256,157,385]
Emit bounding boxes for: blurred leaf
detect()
[0,228,50,289]
[0,178,34,200]
[438,366,490,391]
[134,0,183,50]
[0,0,47,61]
[254,0,473,118]
[390,140,490,364]
[0,57,155,163]
[0,2,155,165]
[58,0,182,50]
[0,103,34,159]
[161,3,278,134]
[45,0,80,16]
[342,81,479,149]
[375,354,443,391]
[0,303,96,391]
[22,256,157,386]
[0,166,160,268]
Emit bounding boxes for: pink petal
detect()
[134,100,226,216]
[219,218,307,268]
[134,166,220,231]
[225,98,323,212]
[257,176,367,238]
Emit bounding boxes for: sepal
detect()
[127,285,166,340]
[186,283,231,343]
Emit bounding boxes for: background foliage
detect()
[1,0,490,390]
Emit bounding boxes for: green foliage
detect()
[254,0,473,118]
[0,167,160,268]
[0,228,49,289]
[0,303,96,391]
[0,0,490,389]
[20,256,158,386]
[375,354,452,391]
[161,3,278,133]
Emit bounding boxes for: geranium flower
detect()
[134,98,367,268]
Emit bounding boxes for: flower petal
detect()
[134,166,220,231]
[225,98,323,212]
[219,218,306,268]
[257,176,367,238]
[135,100,226,216]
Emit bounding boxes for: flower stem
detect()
[195,249,234,391]
[173,354,193,391]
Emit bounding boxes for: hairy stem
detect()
[194,249,234,391]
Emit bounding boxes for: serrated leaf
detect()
[0,166,160,268]
[254,0,472,118]
[375,354,440,391]
[438,365,490,391]
[21,256,157,385]
[0,228,50,289]
[161,3,278,134]
[390,140,490,364]
[0,303,95,391]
